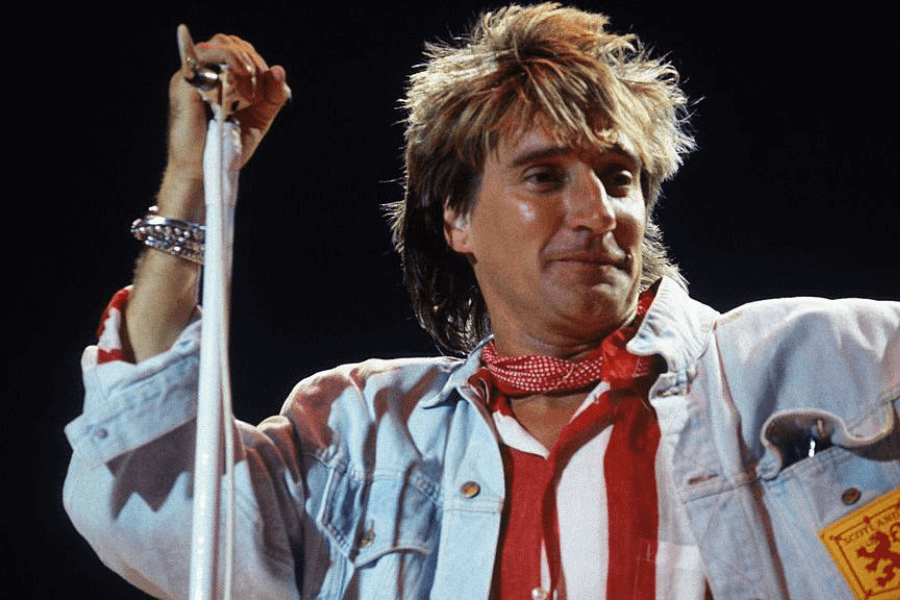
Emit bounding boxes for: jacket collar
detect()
[426,277,720,407]
[627,277,720,373]
[422,337,492,409]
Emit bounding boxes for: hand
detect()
[162,28,291,219]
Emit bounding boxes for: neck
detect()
[490,308,638,360]
[509,390,592,450]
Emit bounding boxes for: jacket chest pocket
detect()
[761,405,900,524]
[319,470,441,597]
[759,405,900,599]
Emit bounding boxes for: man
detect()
[64,4,900,599]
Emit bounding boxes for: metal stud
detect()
[359,524,376,548]
[531,586,549,600]
[841,488,861,505]
[460,481,481,499]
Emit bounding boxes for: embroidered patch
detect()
[819,487,900,599]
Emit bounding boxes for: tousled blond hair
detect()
[389,3,694,353]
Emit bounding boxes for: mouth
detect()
[550,251,630,270]
[545,256,631,288]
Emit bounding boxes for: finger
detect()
[262,65,291,107]
[185,35,264,113]
[195,34,262,78]
[177,25,219,89]
[232,66,290,162]
[234,66,289,130]
[219,34,270,78]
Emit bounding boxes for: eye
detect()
[610,171,634,187]
[600,168,637,197]
[523,166,567,192]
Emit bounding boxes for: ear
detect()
[443,205,473,254]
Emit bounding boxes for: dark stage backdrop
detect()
[12,1,897,596]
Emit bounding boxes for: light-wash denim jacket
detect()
[64,278,900,599]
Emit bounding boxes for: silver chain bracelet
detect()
[131,206,205,265]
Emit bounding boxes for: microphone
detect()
[177,24,220,92]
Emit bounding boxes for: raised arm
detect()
[126,32,290,362]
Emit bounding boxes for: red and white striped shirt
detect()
[485,386,708,599]
[476,291,708,599]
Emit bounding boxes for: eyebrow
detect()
[507,146,572,169]
[506,144,640,171]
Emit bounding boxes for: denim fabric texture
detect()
[64,277,900,599]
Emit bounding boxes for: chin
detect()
[548,287,635,331]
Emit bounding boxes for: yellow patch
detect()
[820,487,900,599]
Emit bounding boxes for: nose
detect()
[565,168,616,232]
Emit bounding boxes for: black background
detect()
[11,1,897,596]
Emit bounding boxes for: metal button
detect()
[460,481,481,498]
[841,487,862,505]
[531,586,549,600]
[93,428,108,440]
[359,525,376,548]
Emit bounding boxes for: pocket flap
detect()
[760,403,896,478]
[320,471,440,566]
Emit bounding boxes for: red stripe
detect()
[604,390,660,600]
[491,446,551,598]
[96,288,131,339]
[96,287,132,365]
[97,348,127,364]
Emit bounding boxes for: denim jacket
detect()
[64,278,900,599]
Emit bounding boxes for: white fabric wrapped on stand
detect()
[190,113,241,600]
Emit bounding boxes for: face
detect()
[444,127,646,358]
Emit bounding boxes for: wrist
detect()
[157,168,205,222]
[132,208,205,265]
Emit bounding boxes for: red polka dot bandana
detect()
[480,291,656,396]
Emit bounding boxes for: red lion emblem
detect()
[857,530,900,588]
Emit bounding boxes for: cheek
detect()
[618,200,646,247]
[478,197,549,244]
[514,200,540,227]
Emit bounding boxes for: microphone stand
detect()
[179,25,241,600]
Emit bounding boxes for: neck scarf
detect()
[480,293,655,396]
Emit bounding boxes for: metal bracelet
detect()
[131,206,205,265]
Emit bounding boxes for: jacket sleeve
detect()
[63,290,303,599]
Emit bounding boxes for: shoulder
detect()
[277,356,468,446]
[710,296,900,416]
[285,356,464,407]
[713,296,900,353]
